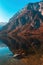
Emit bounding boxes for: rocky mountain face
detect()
[0,1,43,56]
[1,1,43,32]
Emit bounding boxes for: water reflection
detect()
[0,47,13,56]
[0,40,13,59]
[0,46,13,65]
[0,34,42,55]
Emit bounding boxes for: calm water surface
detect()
[0,41,13,65]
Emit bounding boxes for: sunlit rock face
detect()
[0,1,43,56]
[39,2,43,15]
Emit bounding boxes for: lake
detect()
[0,41,13,65]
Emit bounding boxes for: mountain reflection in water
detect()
[0,40,13,65]
[0,47,13,56]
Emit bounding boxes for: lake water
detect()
[0,41,13,65]
[0,47,13,57]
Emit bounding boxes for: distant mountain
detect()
[0,22,7,30]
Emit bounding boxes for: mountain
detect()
[0,22,7,30]
[0,1,43,55]
[1,1,43,32]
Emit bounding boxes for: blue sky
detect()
[0,0,41,22]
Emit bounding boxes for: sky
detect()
[0,0,41,23]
